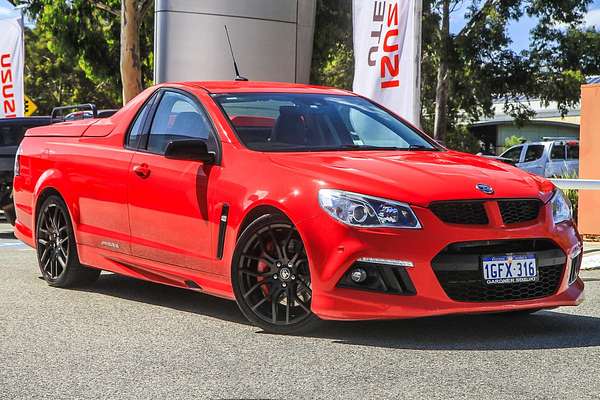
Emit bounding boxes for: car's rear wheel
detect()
[232,214,320,334]
[36,195,100,287]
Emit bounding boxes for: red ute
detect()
[13,81,584,333]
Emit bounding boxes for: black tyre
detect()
[36,195,100,287]
[232,213,320,334]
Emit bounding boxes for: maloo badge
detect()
[476,183,494,195]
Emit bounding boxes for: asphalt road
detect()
[1,223,600,400]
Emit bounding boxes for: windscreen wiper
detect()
[407,144,438,151]
[336,144,405,151]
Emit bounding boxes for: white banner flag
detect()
[352,0,420,125]
[0,11,24,118]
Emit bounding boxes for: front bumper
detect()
[298,203,584,321]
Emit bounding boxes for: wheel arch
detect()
[236,204,288,241]
[232,202,316,280]
[32,171,80,243]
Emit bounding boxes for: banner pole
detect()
[413,0,423,129]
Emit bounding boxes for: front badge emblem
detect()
[476,183,494,195]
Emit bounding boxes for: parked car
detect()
[0,116,52,225]
[13,82,583,334]
[499,139,579,177]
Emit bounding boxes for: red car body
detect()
[13,81,584,323]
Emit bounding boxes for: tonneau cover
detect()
[25,119,99,137]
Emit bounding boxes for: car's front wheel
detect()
[36,195,100,287]
[232,213,320,334]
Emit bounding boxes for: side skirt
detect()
[77,244,235,300]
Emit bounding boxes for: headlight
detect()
[550,189,572,224]
[318,189,421,228]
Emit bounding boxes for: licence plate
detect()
[482,254,538,285]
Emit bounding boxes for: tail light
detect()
[14,145,21,176]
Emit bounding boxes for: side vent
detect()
[217,204,229,259]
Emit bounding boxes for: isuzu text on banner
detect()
[0,11,24,118]
[353,0,420,125]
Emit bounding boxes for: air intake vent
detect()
[431,239,566,302]
[430,201,488,225]
[337,261,416,295]
[569,252,583,284]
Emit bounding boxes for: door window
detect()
[127,93,157,148]
[523,145,544,163]
[550,143,566,160]
[147,91,214,154]
[567,144,579,160]
[0,124,22,147]
[501,145,523,162]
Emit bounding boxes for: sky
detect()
[450,0,600,52]
[1,0,599,51]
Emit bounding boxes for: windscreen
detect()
[213,93,438,152]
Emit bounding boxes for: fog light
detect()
[350,268,367,283]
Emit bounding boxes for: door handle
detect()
[133,163,151,179]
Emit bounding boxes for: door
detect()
[518,144,545,176]
[127,89,220,271]
[75,90,157,255]
[565,142,579,177]
[546,142,567,177]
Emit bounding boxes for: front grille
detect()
[430,199,543,226]
[430,201,488,225]
[498,200,541,224]
[431,239,566,302]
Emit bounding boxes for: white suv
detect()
[499,140,579,177]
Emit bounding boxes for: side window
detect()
[0,124,23,147]
[127,94,156,148]
[550,144,566,160]
[523,145,544,162]
[567,144,579,160]
[147,91,214,154]
[501,146,523,163]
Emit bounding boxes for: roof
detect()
[177,80,353,95]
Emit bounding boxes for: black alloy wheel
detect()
[36,195,100,287]
[232,214,320,334]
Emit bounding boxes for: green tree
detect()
[445,125,481,153]
[20,0,154,106]
[311,0,354,89]
[23,27,118,114]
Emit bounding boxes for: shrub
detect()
[504,135,525,148]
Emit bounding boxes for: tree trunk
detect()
[120,0,143,105]
[433,0,450,143]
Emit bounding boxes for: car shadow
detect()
[81,273,250,326]
[304,310,600,351]
[81,273,600,351]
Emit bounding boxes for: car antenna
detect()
[224,25,249,82]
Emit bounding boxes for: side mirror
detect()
[164,139,215,163]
